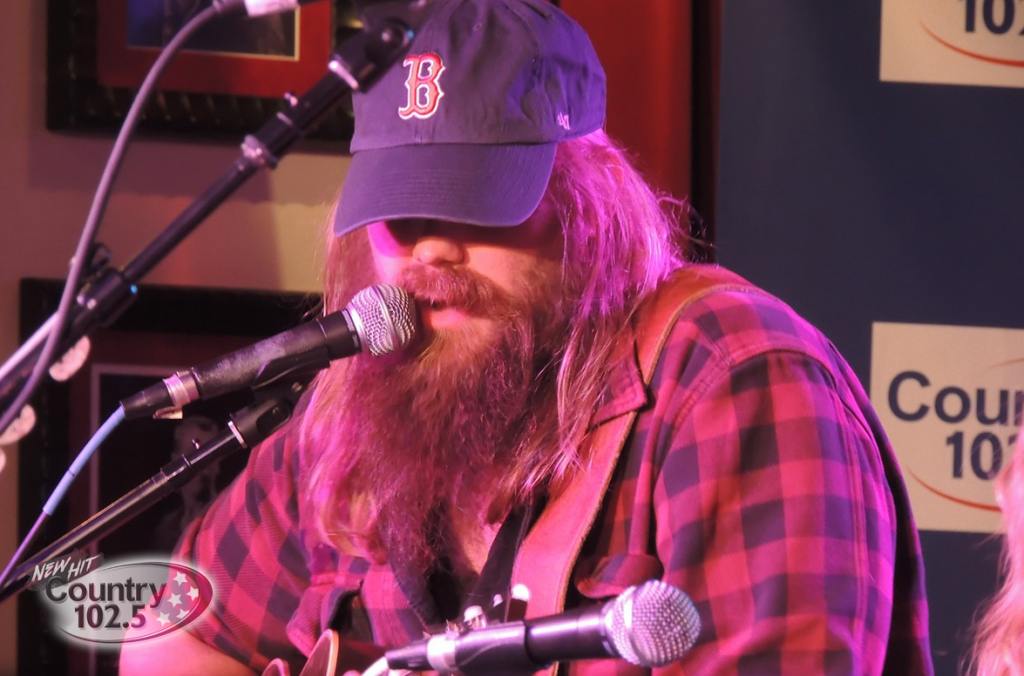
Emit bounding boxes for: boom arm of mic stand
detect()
[0,2,426,420]
[0,376,311,604]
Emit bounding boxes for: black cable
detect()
[0,6,221,435]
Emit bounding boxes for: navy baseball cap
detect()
[334,0,606,236]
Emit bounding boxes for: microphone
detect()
[212,0,325,18]
[120,284,416,419]
[384,580,701,673]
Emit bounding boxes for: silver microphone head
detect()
[346,284,418,356]
[605,580,701,667]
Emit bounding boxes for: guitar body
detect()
[262,630,389,676]
[261,630,338,676]
[299,631,341,676]
[261,657,290,676]
[264,554,545,673]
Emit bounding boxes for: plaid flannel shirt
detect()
[175,271,933,674]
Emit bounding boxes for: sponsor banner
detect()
[32,554,214,649]
[881,0,1024,89]
[870,322,1024,533]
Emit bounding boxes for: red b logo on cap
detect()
[398,53,446,120]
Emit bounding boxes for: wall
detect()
[0,3,348,673]
[562,0,693,201]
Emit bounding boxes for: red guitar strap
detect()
[509,265,753,675]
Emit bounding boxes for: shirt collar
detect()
[589,327,647,429]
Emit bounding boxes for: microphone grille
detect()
[606,580,701,667]
[347,284,418,356]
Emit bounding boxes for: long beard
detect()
[327,261,566,571]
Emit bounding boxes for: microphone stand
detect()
[0,374,311,603]
[0,0,429,417]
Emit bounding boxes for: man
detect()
[121,0,933,673]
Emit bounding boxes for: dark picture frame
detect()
[46,0,361,141]
[17,279,318,675]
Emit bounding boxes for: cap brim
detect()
[334,143,557,236]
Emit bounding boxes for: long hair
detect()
[302,129,690,553]
[971,432,1024,675]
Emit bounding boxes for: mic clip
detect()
[152,370,200,420]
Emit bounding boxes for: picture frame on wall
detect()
[46,0,362,141]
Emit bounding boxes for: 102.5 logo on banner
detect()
[881,0,1024,89]
[871,322,1024,534]
[961,0,1024,35]
[32,555,214,648]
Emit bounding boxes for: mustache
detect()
[397,264,514,316]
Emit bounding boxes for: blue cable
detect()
[0,406,126,589]
[44,406,126,516]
